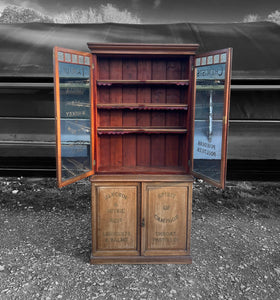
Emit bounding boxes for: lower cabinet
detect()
[90,175,193,264]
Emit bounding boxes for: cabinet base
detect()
[90,255,192,264]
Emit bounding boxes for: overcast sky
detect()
[0,0,279,23]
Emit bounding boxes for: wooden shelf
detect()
[97,103,188,111]
[96,166,187,174]
[97,127,187,135]
[97,80,189,86]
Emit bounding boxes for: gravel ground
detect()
[0,177,279,300]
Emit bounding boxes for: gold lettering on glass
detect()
[201,57,207,65]
[221,53,227,63]
[72,54,78,63]
[79,55,84,64]
[58,52,64,61]
[214,54,220,64]
[85,57,90,65]
[65,53,71,62]
[207,56,213,65]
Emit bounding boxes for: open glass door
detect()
[191,48,232,189]
[53,47,95,188]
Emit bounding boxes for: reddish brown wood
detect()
[90,174,193,182]
[165,60,183,167]
[87,43,199,55]
[97,59,111,168]
[91,44,231,183]
[95,52,192,173]
[184,56,194,172]
[97,127,187,135]
[97,103,188,110]
[97,80,189,85]
[92,54,99,172]
[109,59,123,168]
[137,59,152,167]
[151,60,166,167]
[122,59,137,167]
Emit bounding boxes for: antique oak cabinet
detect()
[53,44,232,264]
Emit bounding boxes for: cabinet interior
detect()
[95,55,192,174]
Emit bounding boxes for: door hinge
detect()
[92,63,94,69]
[93,160,96,166]
[223,115,227,125]
[141,218,145,227]
[188,160,191,167]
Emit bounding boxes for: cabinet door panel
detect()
[142,183,192,256]
[92,183,140,256]
[53,47,95,188]
[191,48,232,189]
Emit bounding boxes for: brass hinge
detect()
[93,160,96,166]
[223,115,227,124]
[92,63,94,69]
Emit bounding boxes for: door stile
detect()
[53,48,62,186]
[92,54,99,173]
[220,48,233,188]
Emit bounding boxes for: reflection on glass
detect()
[59,62,91,181]
[193,63,226,182]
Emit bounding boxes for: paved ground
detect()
[0,177,279,299]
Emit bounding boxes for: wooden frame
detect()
[191,48,233,189]
[53,47,95,188]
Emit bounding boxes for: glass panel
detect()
[193,63,226,183]
[58,61,92,182]
[72,54,78,63]
[214,54,220,64]
[58,52,64,61]
[65,53,71,62]
[207,56,213,64]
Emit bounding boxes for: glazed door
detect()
[191,48,232,189]
[53,47,95,188]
